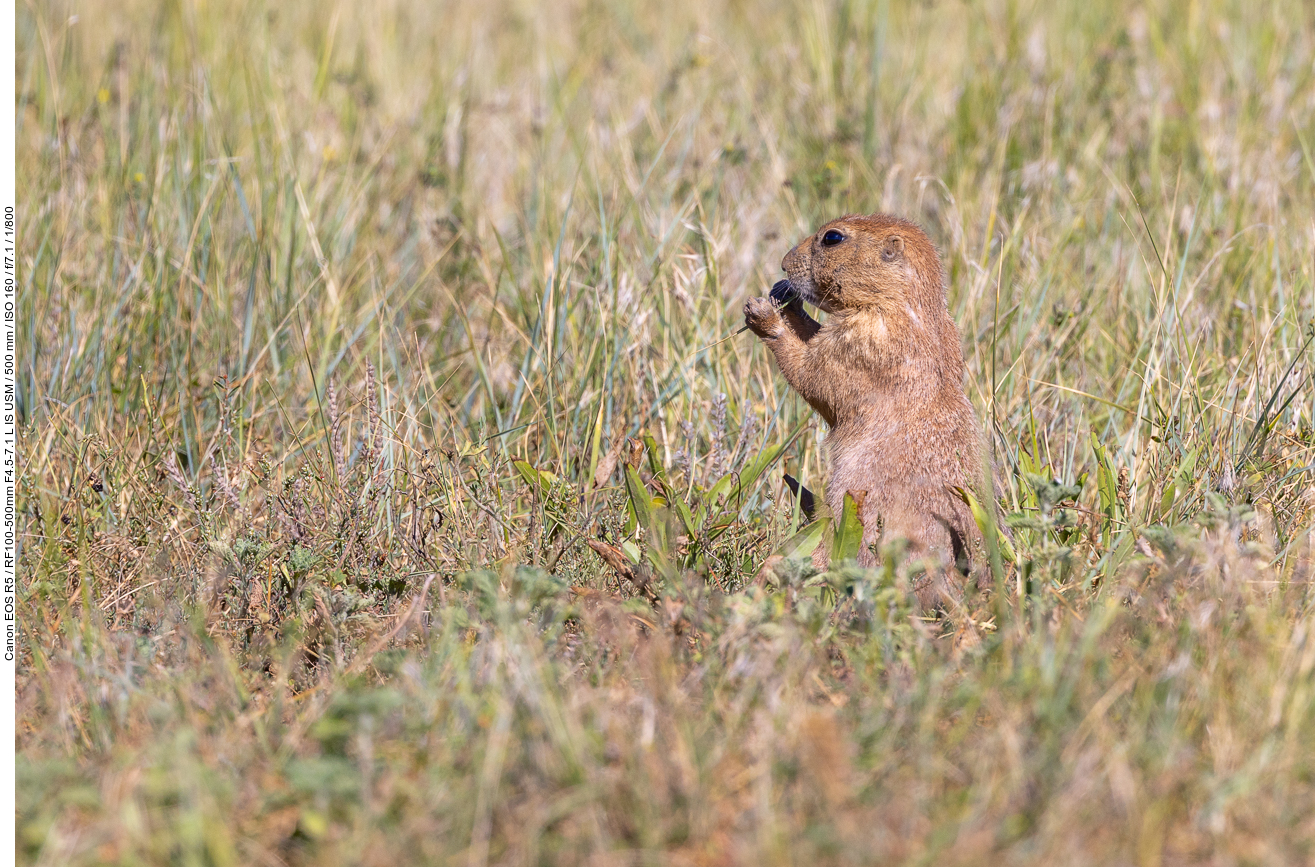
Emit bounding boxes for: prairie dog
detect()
[744,214,990,608]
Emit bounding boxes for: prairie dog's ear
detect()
[880,235,905,262]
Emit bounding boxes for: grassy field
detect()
[14,0,1315,863]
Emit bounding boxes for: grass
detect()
[14,0,1315,863]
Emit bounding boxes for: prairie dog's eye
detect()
[821,229,846,247]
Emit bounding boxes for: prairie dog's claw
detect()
[743,296,782,338]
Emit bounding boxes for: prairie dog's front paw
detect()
[743,296,783,338]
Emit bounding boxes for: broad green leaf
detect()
[513,459,555,499]
[641,434,667,485]
[831,492,865,561]
[664,482,696,539]
[956,485,1017,565]
[1158,446,1199,522]
[703,439,795,540]
[623,464,674,575]
[623,464,655,534]
[1157,482,1176,522]
[731,440,788,500]
[1176,447,1199,484]
[771,517,828,561]
[1018,411,1045,509]
[697,472,737,525]
[1091,432,1120,546]
[691,422,809,534]
[586,398,606,490]
[458,439,486,458]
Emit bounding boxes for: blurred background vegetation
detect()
[15,0,1315,863]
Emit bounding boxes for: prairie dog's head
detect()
[780,214,946,314]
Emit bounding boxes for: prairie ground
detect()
[14,0,1315,863]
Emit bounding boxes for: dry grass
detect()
[15,0,1315,863]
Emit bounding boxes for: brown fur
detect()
[744,213,989,609]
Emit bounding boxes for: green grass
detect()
[15,0,1315,863]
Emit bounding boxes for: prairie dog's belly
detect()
[824,415,967,520]
[824,419,906,507]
